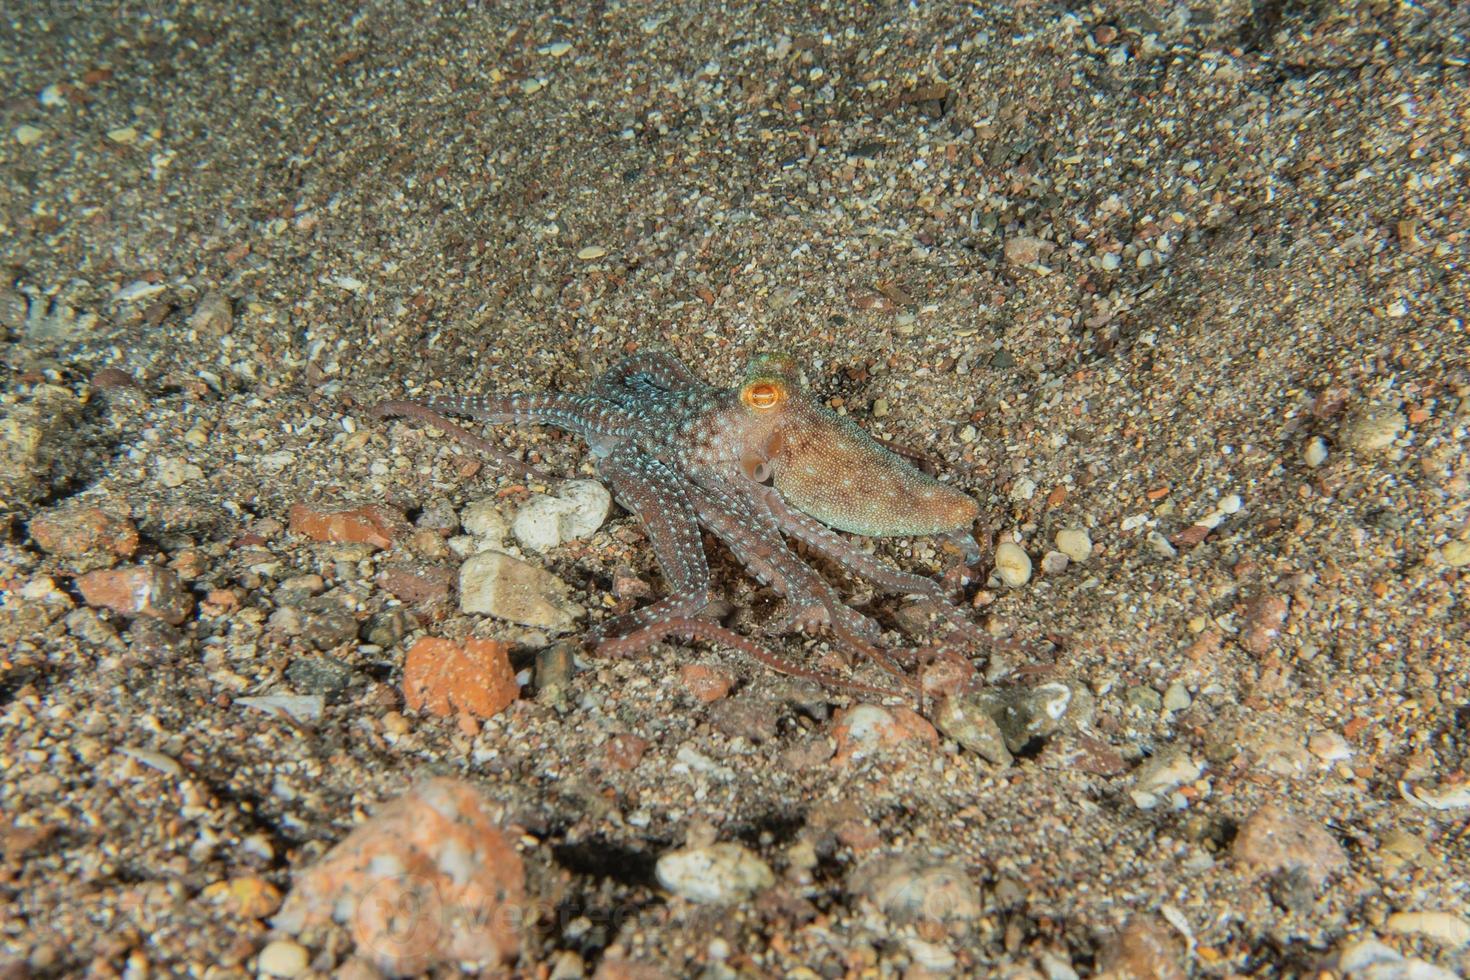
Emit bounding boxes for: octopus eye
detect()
[742,381,785,410]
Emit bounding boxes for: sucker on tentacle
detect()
[375,350,989,700]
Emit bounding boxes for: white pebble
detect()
[1040,550,1070,575]
[1055,527,1093,562]
[1304,436,1329,468]
[1146,531,1177,558]
[512,480,610,552]
[1120,513,1149,532]
[1219,494,1243,514]
[1384,911,1470,947]
[14,124,44,145]
[994,542,1032,587]
[461,498,508,542]
[256,939,310,978]
[576,245,607,260]
[655,842,774,904]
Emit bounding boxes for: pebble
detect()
[273,778,525,974]
[988,681,1095,754]
[604,733,650,771]
[1303,436,1329,468]
[118,745,183,777]
[29,504,139,559]
[288,502,407,551]
[1307,731,1353,763]
[201,876,282,918]
[933,694,1013,766]
[285,655,353,694]
[156,457,205,487]
[993,541,1032,586]
[707,696,781,743]
[1055,527,1093,562]
[106,125,139,144]
[15,124,44,145]
[1,385,83,508]
[871,397,889,417]
[256,939,310,978]
[376,563,455,605]
[1383,911,1470,947]
[512,480,611,551]
[1239,592,1289,655]
[679,663,735,703]
[461,497,509,542]
[655,842,773,904]
[236,695,324,723]
[402,637,519,719]
[576,245,608,260]
[1129,749,1202,810]
[1039,550,1070,575]
[1162,682,1191,712]
[1336,939,1459,980]
[1231,802,1347,885]
[831,704,938,763]
[1146,530,1178,558]
[1098,916,1186,980]
[187,289,233,335]
[1004,235,1052,266]
[76,565,193,624]
[1340,405,1406,452]
[458,550,584,630]
[1438,540,1470,568]
[849,856,982,924]
[535,640,578,703]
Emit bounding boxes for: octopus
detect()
[374,351,989,698]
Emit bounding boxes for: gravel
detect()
[2,1,1467,976]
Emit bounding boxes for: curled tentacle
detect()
[597,618,907,701]
[371,400,552,479]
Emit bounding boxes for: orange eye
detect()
[742,381,785,410]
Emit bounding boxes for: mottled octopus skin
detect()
[375,351,985,695]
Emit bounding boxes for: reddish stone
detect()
[831,704,939,765]
[834,820,882,852]
[1098,915,1186,980]
[1232,802,1348,885]
[76,565,193,624]
[29,506,138,557]
[1239,593,1289,655]
[288,502,407,550]
[402,637,519,719]
[605,733,651,771]
[679,663,735,703]
[377,564,455,604]
[273,778,525,975]
[1170,523,1211,549]
[611,566,652,600]
[889,706,940,746]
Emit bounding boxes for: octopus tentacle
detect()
[688,478,883,644]
[593,352,711,404]
[597,618,906,700]
[759,490,988,646]
[370,400,552,479]
[419,391,640,445]
[587,446,713,642]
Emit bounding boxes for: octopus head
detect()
[732,351,979,541]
